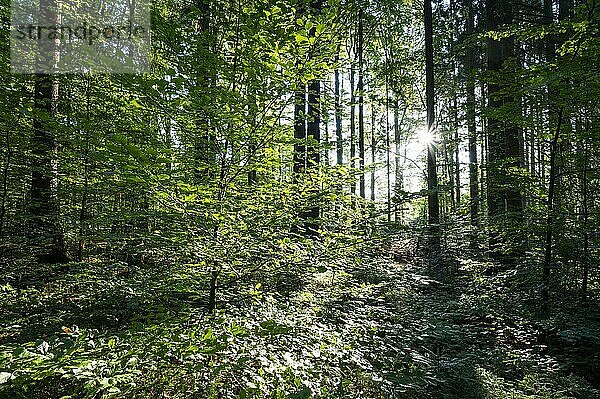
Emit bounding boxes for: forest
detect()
[0,0,599,397]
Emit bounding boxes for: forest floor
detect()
[1,240,600,398]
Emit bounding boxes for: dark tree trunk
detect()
[305,77,321,235]
[465,0,480,242]
[542,109,563,314]
[425,0,440,257]
[194,0,215,182]
[31,74,68,264]
[294,0,321,236]
[486,0,523,261]
[29,0,68,264]
[293,87,307,175]
[581,119,589,293]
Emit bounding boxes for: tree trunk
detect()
[370,97,376,202]
[394,102,407,223]
[29,0,68,264]
[335,55,343,165]
[385,62,391,221]
[425,0,440,258]
[78,82,92,262]
[465,0,479,241]
[350,50,356,195]
[0,130,10,240]
[358,8,365,199]
[194,0,215,182]
[581,119,589,293]
[293,87,306,174]
[453,95,460,206]
[486,0,523,261]
[542,109,563,315]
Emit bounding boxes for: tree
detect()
[425,0,440,258]
[358,7,365,199]
[464,0,480,237]
[485,0,523,261]
[30,0,68,264]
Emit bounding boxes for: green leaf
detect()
[292,387,311,399]
[295,33,308,44]
[0,372,12,384]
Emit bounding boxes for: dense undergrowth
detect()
[1,238,599,399]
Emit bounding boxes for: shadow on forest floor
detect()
[1,245,599,399]
[311,250,600,398]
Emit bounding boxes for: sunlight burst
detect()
[417,125,435,145]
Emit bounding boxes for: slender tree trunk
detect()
[453,95,460,206]
[465,0,479,242]
[370,98,376,202]
[306,76,321,234]
[293,87,307,175]
[194,0,215,182]
[323,79,330,167]
[0,130,10,240]
[542,109,563,314]
[385,62,391,221]
[208,267,218,312]
[444,121,455,211]
[335,54,343,165]
[78,82,92,262]
[306,0,322,232]
[581,119,589,293]
[358,8,365,199]
[350,51,356,195]
[248,71,258,185]
[394,102,407,223]
[425,0,440,258]
[394,102,401,222]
